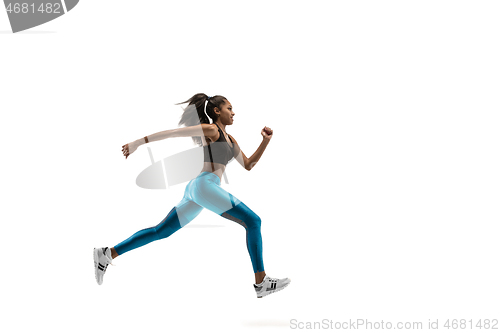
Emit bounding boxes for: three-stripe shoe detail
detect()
[254,275,291,298]
[266,279,277,291]
[99,247,109,272]
[94,247,113,285]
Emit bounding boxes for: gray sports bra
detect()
[203,123,234,165]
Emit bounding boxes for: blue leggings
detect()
[113,172,264,273]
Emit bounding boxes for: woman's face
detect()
[216,100,235,125]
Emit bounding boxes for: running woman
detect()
[94,93,290,298]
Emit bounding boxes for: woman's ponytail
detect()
[175,93,227,145]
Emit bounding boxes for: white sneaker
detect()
[93,247,113,285]
[254,275,291,298]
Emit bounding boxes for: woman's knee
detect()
[247,213,261,229]
[154,207,183,239]
[220,200,262,229]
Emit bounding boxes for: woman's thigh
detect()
[174,196,204,227]
[191,175,242,214]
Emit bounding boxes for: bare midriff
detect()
[199,133,233,183]
[200,161,226,183]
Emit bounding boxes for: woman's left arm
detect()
[229,126,273,171]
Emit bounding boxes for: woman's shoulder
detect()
[201,123,218,131]
[227,133,237,143]
[201,123,219,142]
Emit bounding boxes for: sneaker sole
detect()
[93,248,101,285]
[257,280,291,298]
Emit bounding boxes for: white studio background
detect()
[1,1,499,332]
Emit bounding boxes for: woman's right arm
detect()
[122,124,217,159]
[144,123,217,143]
